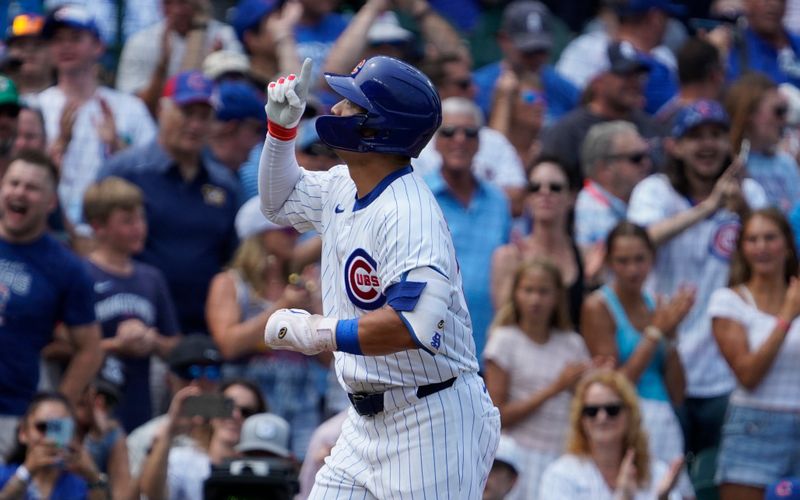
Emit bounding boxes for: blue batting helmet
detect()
[315,56,442,158]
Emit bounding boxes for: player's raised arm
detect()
[258,58,313,219]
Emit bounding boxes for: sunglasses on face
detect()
[608,151,649,166]
[581,403,624,419]
[528,181,566,194]
[520,90,545,105]
[179,364,221,381]
[439,126,479,139]
[234,405,259,419]
[774,105,789,119]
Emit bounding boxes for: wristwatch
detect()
[14,465,31,484]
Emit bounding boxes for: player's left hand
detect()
[265,308,338,355]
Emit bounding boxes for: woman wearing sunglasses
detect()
[0,392,109,499]
[725,73,800,214]
[139,379,266,500]
[484,258,593,500]
[492,158,585,326]
[581,222,694,497]
[539,371,683,500]
[708,208,800,500]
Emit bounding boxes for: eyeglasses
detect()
[607,151,649,165]
[774,105,789,119]
[528,181,566,194]
[447,78,472,91]
[581,403,624,419]
[10,14,45,38]
[181,364,221,381]
[33,421,49,434]
[439,126,479,139]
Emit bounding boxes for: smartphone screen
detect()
[181,395,234,419]
[45,418,75,448]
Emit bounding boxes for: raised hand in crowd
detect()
[651,286,697,340]
[614,448,638,500]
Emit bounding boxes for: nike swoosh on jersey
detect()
[335,204,345,213]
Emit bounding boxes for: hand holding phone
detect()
[45,418,75,449]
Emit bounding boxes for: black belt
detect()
[348,377,457,417]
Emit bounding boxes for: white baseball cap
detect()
[494,436,521,474]
[203,50,251,81]
[235,413,291,457]
[235,197,285,239]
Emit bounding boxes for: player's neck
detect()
[342,152,408,198]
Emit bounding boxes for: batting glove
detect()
[266,58,313,130]
[265,308,338,355]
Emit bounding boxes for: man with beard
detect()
[540,41,665,188]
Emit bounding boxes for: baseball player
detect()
[258,56,501,498]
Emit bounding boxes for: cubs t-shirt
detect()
[0,235,95,416]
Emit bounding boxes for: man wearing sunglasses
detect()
[425,97,511,367]
[575,120,651,277]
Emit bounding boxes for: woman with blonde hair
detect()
[709,208,800,500]
[539,370,684,499]
[484,258,593,499]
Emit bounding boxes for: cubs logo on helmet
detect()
[344,249,386,310]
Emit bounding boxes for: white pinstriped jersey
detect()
[267,160,479,394]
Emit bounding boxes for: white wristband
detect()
[14,465,31,484]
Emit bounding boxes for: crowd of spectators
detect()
[1,0,800,498]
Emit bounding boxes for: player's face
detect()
[49,27,102,73]
[672,123,731,181]
[741,214,789,278]
[0,160,56,241]
[435,113,479,174]
[526,162,570,224]
[608,235,652,292]
[100,207,147,255]
[580,383,628,447]
[513,268,558,325]
[331,99,365,118]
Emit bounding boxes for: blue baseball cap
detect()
[232,0,279,43]
[671,99,730,138]
[163,71,216,107]
[216,80,266,122]
[767,479,800,500]
[42,4,101,40]
[614,0,687,17]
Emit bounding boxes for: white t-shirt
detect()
[483,326,589,452]
[628,174,768,397]
[166,445,211,500]
[412,127,527,188]
[539,454,681,500]
[708,287,800,410]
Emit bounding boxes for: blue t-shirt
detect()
[0,235,95,416]
[0,465,87,499]
[727,28,800,87]
[746,151,800,214]
[790,202,800,253]
[85,260,180,431]
[99,141,239,334]
[425,171,511,362]
[472,62,579,124]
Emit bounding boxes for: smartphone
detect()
[738,138,751,165]
[45,418,75,448]
[180,395,234,419]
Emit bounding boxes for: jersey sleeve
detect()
[628,174,673,226]
[258,134,344,233]
[373,177,453,287]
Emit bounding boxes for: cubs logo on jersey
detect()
[709,219,740,261]
[344,248,386,310]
